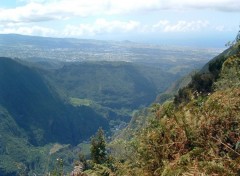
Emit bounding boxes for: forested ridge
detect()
[78,35,240,175]
[0,34,239,175]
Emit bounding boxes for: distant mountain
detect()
[0,34,220,116]
[0,34,109,48]
[0,34,219,73]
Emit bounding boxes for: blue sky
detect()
[0,0,240,47]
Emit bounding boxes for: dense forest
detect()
[0,33,239,175]
[0,50,184,175]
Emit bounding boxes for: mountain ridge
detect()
[103,40,240,176]
[0,57,109,145]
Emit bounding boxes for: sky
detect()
[0,0,240,47]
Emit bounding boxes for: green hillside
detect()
[39,61,179,134]
[0,57,109,145]
[45,62,167,109]
[0,56,181,175]
[0,34,232,175]
[84,40,240,175]
[0,57,112,175]
[0,106,85,175]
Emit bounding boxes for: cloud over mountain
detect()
[1,0,239,24]
[0,0,238,44]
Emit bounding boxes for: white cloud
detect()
[63,19,140,37]
[0,0,239,24]
[172,0,240,11]
[0,18,140,38]
[0,2,61,23]
[153,20,209,32]
[17,0,49,3]
[0,19,223,37]
[104,0,164,14]
[0,25,57,36]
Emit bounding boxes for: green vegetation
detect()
[90,128,107,165]
[81,39,240,175]
[0,34,234,175]
[70,98,93,107]
[45,61,173,110]
[78,143,91,157]
[0,106,79,175]
[43,61,180,133]
[155,71,194,104]
[0,57,111,175]
[174,40,240,106]
[0,57,110,145]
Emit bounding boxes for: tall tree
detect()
[90,128,107,164]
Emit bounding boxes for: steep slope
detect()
[155,71,194,104]
[173,43,240,106]
[0,106,84,176]
[0,57,108,146]
[97,41,240,175]
[45,61,176,110]
[0,106,38,175]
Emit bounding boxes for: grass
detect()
[78,143,91,158]
[69,97,93,107]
